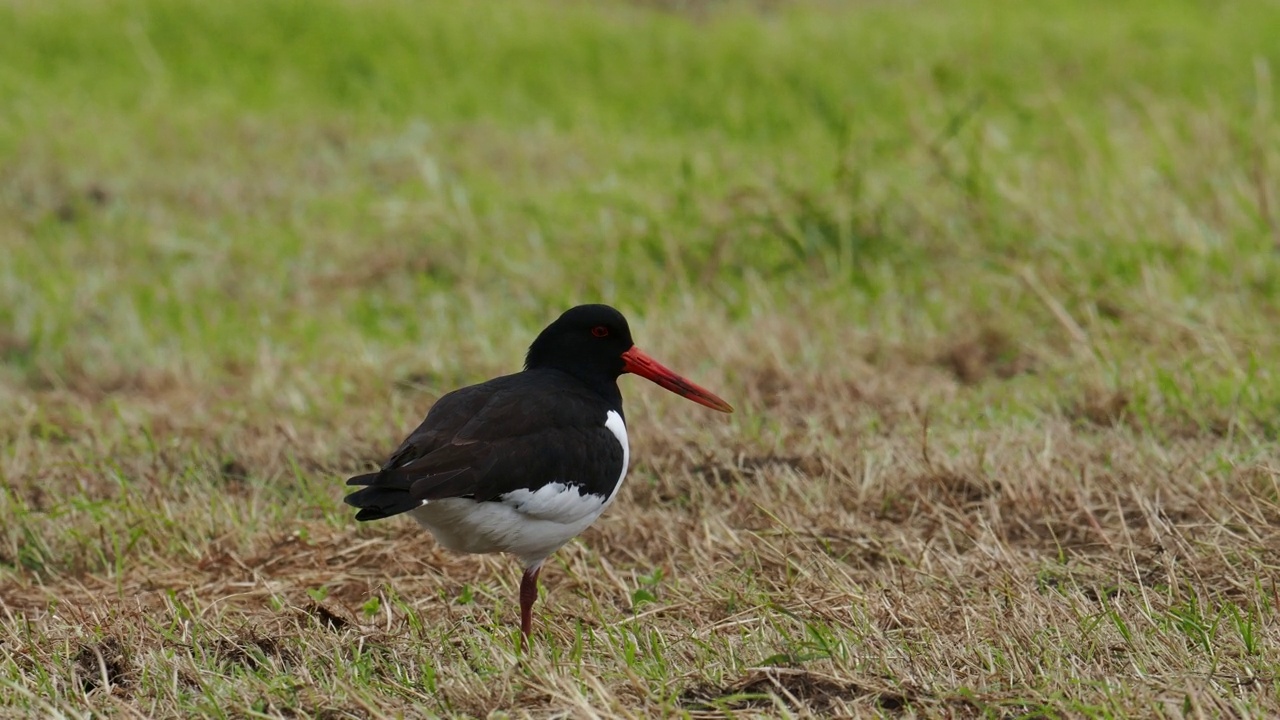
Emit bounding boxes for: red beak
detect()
[620,346,734,413]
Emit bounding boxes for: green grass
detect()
[2,0,1280,716]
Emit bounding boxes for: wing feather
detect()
[344,370,625,522]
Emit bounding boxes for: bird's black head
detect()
[524,304,635,379]
[525,303,734,414]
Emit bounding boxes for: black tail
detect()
[344,472,420,521]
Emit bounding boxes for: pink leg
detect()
[519,565,541,649]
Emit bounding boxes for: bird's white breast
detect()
[603,409,629,501]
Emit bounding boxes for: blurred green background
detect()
[2,0,1279,429]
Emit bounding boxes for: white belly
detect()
[408,410,630,568]
[409,486,608,567]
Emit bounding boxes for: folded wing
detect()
[344,372,625,521]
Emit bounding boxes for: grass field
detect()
[3,0,1280,716]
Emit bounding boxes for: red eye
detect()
[591,326,609,338]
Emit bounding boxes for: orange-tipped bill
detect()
[621,346,734,413]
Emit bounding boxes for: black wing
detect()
[344,370,625,521]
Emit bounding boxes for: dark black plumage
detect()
[344,371,626,520]
[345,305,635,520]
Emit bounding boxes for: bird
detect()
[344,304,733,645]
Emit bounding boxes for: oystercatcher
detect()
[345,304,732,644]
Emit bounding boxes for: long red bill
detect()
[620,346,734,413]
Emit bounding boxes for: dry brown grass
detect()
[3,313,1278,717]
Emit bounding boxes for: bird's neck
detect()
[537,365,625,415]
